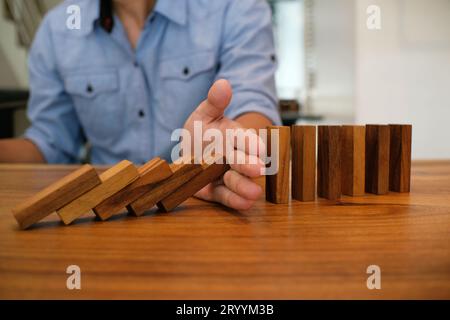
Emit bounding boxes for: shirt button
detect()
[86,84,93,93]
[183,67,190,76]
[134,61,139,67]
[138,110,145,118]
[270,54,276,62]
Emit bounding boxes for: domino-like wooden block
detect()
[93,158,173,220]
[266,126,290,204]
[317,125,341,200]
[12,165,101,229]
[389,124,412,193]
[127,160,203,216]
[57,160,139,225]
[291,125,316,201]
[341,125,365,196]
[365,125,390,195]
[157,155,230,212]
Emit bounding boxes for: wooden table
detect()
[0,162,449,299]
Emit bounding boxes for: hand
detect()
[183,79,266,210]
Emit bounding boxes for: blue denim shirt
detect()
[25,0,281,164]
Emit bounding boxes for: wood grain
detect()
[266,126,290,204]
[341,125,365,196]
[57,160,139,225]
[158,156,230,212]
[365,125,390,195]
[317,125,341,200]
[11,165,101,229]
[291,125,316,201]
[389,124,412,193]
[0,162,449,299]
[127,162,202,216]
[93,158,172,220]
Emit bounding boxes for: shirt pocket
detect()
[158,51,217,130]
[63,69,124,144]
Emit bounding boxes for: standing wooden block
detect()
[93,158,173,220]
[340,125,366,196]
[127,161,203,216]
[57,160,139,225]
[291,125,316,201]
[158,155,230,212]
[12,165,101,229]
[389,124,412,192]
[365,125,390,195]
[266,126,290,204]
[317,126,341,200]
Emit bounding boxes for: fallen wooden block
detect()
[93,158,173,220]
[291,125,316,201]
[365,125,390,195]
[57,160,139,225]
[341,125,365,196]
[389,124,412,193]
[266,126,290,204]
[317,125,341,200]
[127,160,203,216]
[12,165,101,229]
[157,155,230,212]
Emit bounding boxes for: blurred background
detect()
[1,0,449,159]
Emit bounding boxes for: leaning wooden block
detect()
[365,125,390,195]
[266,126,290,204]
[389,124,412,193]
[12,165,101,229]
[291,125,316,201]
[341,125,365,196]
[158,155,230,212]
[93,158,173,220]
[57,160,139,225]
[317,125,341,200]
[127,160,203,216]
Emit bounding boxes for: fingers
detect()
[223,170,262,201]
[211,185,256,211]
[194,79,233,122]
[223,119,267,157]
[227,149,265,178]
[194,170,262,211]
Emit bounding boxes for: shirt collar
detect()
[154,0,187,26]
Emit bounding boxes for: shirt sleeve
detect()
[24,16,84,164]
[219,0,282,126]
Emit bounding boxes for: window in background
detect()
[270,0,305,101]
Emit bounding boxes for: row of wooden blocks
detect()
[12,155,230,229]
[266,124,412,203]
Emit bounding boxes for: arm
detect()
[4,15,85,164]
[0,139,46,163]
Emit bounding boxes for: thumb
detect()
[194,79,232,122]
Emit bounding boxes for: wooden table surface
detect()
[0,161,449,299]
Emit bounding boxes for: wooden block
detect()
[389,124,412,193]
[340,125,366,196]
[157,155,230,212]
[317,126,341,200]
[365,125,390,195]
[127,161,203,216]
[266,126,290,204]
[57,160,139,225]
[291,125,316,201]
[93,158,173,220]
[12,165,101,229]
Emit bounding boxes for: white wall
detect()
[355,0,450,159]
[311,0,355,120]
